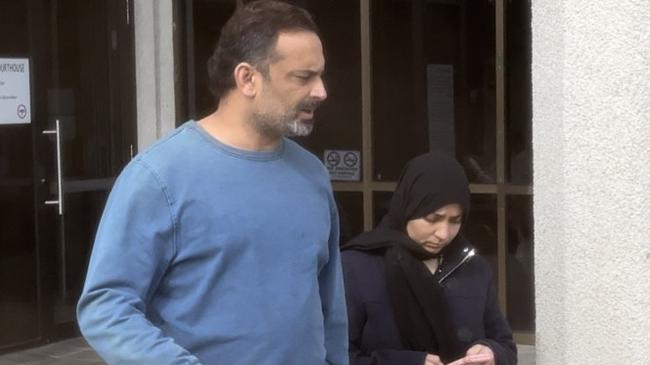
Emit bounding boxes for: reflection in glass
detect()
[372,0,496,182]
[334,192,364,246]
[506,195,535,332]
[506,0,532,185]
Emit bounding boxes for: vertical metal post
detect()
[361,0,373,230]
[186,0,196,120]
[495,0,508,312]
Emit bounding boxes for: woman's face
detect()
[406,203,463,254]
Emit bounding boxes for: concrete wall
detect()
[532,1,650,364]
[134,0,176,150]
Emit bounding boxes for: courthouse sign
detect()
[0,58,31,125]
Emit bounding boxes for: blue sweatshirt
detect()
[77,121,349,365]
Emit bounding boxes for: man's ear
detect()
[233,62,257,97]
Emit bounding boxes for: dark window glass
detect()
[464,194,498,280]
[292,1,362,161]
[372,191,393,228]
[371,0,429,181]
[63,191,108,301]
[455,1,497,184]
[0,1,38,347]
[334,192,364,246]
[371,0,496,182]
[190,0,236,119]
[186,0,362,163]
[506,0,532,185]
[0,1,28,54]
[0,131,38,347]
[506,195,535,332]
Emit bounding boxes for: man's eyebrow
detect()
[290,69,323,76]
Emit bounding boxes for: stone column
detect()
[532,1,650,364]
[134,0,176,150]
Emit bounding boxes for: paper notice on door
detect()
[0,58,31,125]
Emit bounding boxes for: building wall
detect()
[532,1,650,364]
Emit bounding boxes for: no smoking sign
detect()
[324,150,360,181]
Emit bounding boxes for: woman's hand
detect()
[446,344,494,365]
[424,354,445,365]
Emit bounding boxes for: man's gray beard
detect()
[285,119,313,137]
[250,113,313,137]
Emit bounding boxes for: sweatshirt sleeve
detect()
[475,276,517,365]
[342,253,427,365]
[319,196,350,365]
[76,160,202,365]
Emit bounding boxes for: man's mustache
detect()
[297,99,322,111]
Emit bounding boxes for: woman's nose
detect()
[435,223,451,241]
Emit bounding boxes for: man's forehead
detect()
[271,31,325,70]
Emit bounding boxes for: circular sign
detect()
[343,152,359,168]
[17,104,27,119]
[326,151,341,167]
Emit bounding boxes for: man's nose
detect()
[310,77,327,101]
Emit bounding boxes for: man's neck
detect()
[198,104,282,152]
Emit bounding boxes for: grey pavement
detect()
[0,337,536,364]
[0,338,102,365]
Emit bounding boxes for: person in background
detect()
[77,1,348,364]
[341,152,516,365]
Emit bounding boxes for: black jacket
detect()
[342,249,517,365]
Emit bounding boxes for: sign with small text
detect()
[324,149,361,181]
[0,58,31,125]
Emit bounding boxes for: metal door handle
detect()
[43,119,64,215]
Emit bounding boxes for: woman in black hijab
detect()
[341,152,516,365]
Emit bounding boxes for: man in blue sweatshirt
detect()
[76,1,348,364]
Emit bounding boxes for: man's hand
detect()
[446,344,494,365]
[424,354,444,365]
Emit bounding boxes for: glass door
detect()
[35,0,136,336]
[0,0,135,350]
[1,0,44,351]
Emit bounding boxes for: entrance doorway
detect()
[0,0,135,351]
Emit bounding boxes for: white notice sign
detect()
[324,150,361,181]
[0,58,31,125]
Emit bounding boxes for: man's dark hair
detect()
[207,0,319,100]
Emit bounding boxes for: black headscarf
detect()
[342,152,472,362]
